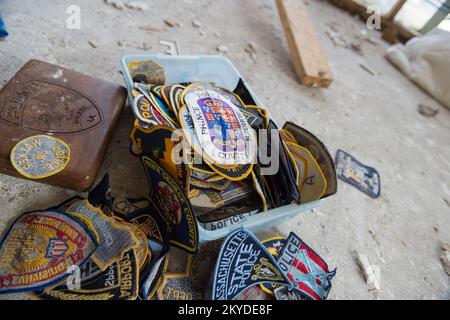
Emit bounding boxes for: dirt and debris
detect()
[125,1,149,11]
[418,104,439,118]
[104,0,125,10]
[192,20,202,28]
[441,244,450,277]
[359,62,377,76]
[357,253,381,291]
[216,45,229,53]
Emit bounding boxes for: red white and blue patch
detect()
[0,210,97,294]
[277,232,336,300]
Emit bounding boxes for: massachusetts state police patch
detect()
[10,135,70,179]
[0,211,97,294]
[212,229,289,300]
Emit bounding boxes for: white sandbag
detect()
[386,29,450,109]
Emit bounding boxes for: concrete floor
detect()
[0,0,449,300]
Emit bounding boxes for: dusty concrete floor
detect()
[0,0,449,300]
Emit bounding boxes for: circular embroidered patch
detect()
[0,210,97,294]
[10,135,70,179]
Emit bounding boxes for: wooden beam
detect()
[385,0,407,21]
[275,0,333,88]
[326,0,419,43]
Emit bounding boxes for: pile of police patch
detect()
[127,60,338,236]
[0,175,189,300]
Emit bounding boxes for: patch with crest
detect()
[212,229,289,300]
[10,135,70,179]
[0,210,97,294]
[141,156,198,254]
[183,84,257,167]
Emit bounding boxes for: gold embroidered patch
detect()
[10,135,70,179]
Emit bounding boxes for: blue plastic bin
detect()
[120,54,325,243]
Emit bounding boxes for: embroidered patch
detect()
[156,256,202,301]
[0,211,97,294]
[199,210,259,231]
[283,122,337,198]
[183,85,257,167]
[67,200,139,271]
[190,180,257,216]
[134,83,177,127]
[10,135,70,179]
[285,142,327,204]
[169,85,185,115]
[277,232,336,300]
[131,125,190,192]
[35,249,139,300]
[141,156,198,254]
[335,149,381,199]
[212,229,289,300]
[127,60,165,85]
[260,237,286,297]
[142,255,168,300]
[131,94,160,126]
[112,197,152,218]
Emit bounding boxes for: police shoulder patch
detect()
[10,135,70,179]
[67,200,139,271]
[35,249,139,300]
[183,84,257,167]
[0,210,97,294]
[212,229,289,300]
[335,149,380,199]
[277,232,336,300]
[141,156,198,254]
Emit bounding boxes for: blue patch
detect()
[335,149,380,198]
[212,229,289,300]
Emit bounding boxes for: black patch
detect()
[233,78,257,105]
[88,174,114,217]
[35,249,139,300]
[141,156,198,254]
[258,121,300,206]
[335,149,380,198]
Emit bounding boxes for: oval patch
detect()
[10,135,71,179]
[183,85,257,167]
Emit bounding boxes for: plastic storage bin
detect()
[120,54,326,243]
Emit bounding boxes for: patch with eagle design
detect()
[0,210,97,294]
